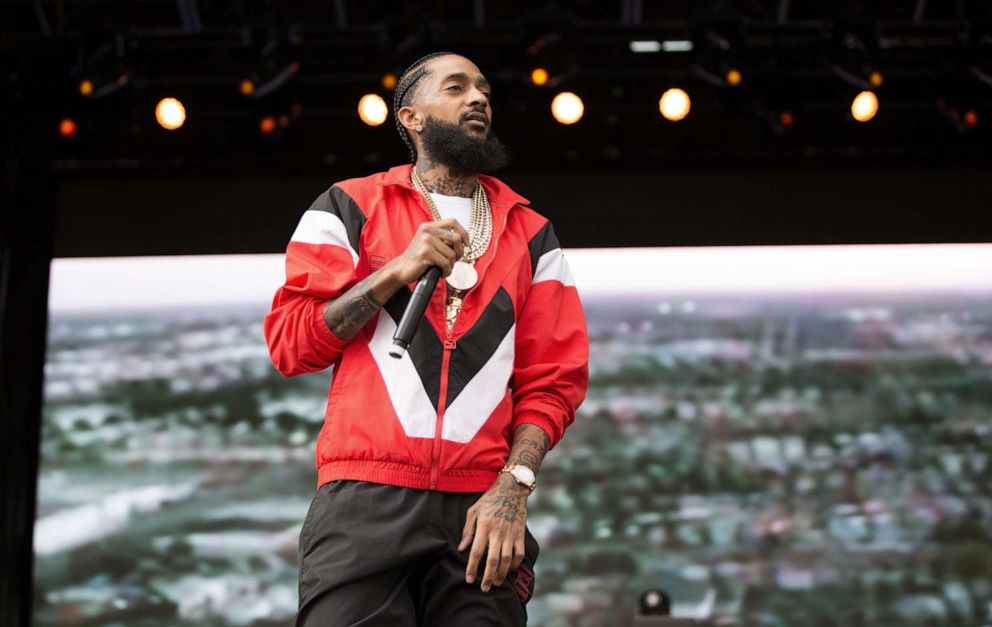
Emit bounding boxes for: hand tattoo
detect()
[479,481,527,523]
[459,424,552,591]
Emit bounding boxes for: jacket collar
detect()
[377,164,530,210]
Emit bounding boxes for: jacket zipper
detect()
[430,318,457,489]
[426,192,508,490]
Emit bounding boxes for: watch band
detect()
[500,464,537,493]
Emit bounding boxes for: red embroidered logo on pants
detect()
[511,565,534,604]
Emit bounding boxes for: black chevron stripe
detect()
[308,186,367,254]
[527,221,561,277]
[382,287,443,411]
[445,287,515,408]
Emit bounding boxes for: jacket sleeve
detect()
[263,185,368,377]
[509,221,590,449]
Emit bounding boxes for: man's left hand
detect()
[459,473,529,591]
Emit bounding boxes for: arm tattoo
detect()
[477,426,550,519]
[322,270,386,341]
[507,425,550,473]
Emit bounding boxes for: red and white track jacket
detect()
[264,164,589,492]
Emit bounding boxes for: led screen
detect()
[36,244,992,626]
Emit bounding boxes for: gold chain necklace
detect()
[410,167,493,330]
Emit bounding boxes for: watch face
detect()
[512,466,535,485]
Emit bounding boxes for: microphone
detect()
[389,266,441,359]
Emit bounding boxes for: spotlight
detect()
[638,589,672,616]
[259,116,277,134]
[659,88,691,121]
[155,97,186,130]
[850,91,878,122]
[964,109,979,128]
[779,111,795,128]
[381,73,397,90]
[531,68,549,86]
[240,79,255,96]
[358,94,388,126]
[629,41,662,53]
[551,92,583,124]
[79,80,94,97]
[726,68,742,86]
[59,118,77,139]
[869,71,884,87]
[662,40,693,52]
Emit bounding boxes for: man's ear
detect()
[397,106,423,134]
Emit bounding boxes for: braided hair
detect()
[392,51,456,162]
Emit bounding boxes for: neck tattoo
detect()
[414,158,477,197]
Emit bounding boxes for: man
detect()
[264,51,589,626]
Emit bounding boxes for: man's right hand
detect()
[386,218,471,286]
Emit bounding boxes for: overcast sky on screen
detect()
[48,244,992,313]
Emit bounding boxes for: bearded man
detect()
[264,51,589,626]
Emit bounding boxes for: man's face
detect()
[416,55,493,140]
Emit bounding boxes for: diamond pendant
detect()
[446,260,478,290]
[445,291,463,329]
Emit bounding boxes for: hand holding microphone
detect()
[387,218,470,359]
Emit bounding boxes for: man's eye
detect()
[447,85,462,91]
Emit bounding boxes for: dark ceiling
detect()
[5,0,992,177]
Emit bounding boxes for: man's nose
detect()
[467,87,489,107]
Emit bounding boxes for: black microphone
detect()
[389,266,441,359]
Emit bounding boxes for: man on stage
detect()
[264,51,589,626]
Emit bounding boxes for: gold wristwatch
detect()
[499,464,537,493]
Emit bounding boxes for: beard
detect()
[418,114,510,175]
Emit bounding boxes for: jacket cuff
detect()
[310,298,351,355]
[512,411,561,450]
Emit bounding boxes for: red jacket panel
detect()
[264,164,589,492]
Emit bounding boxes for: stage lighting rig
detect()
[936,95,981,133]
[257,103,303,138]
[240,34,300,100]
[59,118,78,139]
[526,33,576,89]
[850,91,878,123]
[689,21,744,88]
[830,26,882,92]
[530,68,549,86]
[155,97,186,130]
[551,92,584,124]
[358,94,388,126]
[75,35,131,99]
[659,88,691,122]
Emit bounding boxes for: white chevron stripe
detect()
[290,210,359,267]
[533,248,575,286]
[442,323,516,443]
[367,312,438,439]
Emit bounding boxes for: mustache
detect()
[460,108,489,123]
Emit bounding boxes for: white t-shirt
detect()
[428,193,472,232]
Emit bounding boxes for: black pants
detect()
[296,480,540,627]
